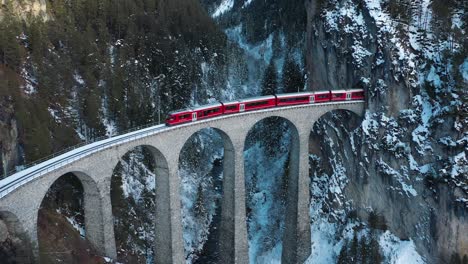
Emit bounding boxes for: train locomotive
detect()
[165,89,364,126]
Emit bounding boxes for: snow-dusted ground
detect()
[212,0,234,18]
[379,231,425,264]
[305,219,425,264]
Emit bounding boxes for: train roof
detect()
[332,89,348,93]
[239,95,276,102]
[169,102,224,115]
[191,102,223,111]
[314,90,330,94]
[331,88,364,93]
[222,100,241,105]
[168,108,193,115]
[276,92,313,98]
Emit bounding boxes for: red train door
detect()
[309,95,315,103]
[192,112,197,121]
[240,104,245,112]
[346,92,352,100]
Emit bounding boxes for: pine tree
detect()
[282,57,304,93]
[337,240,349,264]
[359,235,369,264]
[368,211,387,231]
[261,59,278,95]
[194,184,206,218]
[82,89,105,139]
[369,211,378,229]
[271,31,282,59]
[350,231,359,263]
[368,235,383,264]
[0,14,22,70]
[450,253,462,264]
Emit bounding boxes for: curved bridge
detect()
[0,101,364,264]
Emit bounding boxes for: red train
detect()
[165,89,364,126]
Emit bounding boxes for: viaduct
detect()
[0,101,364,263]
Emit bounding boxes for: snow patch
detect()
[212,0,234,18]
[64,214,85,238]
[460,59,468,82]
[379,231,425,264]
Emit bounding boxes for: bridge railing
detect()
[4,121,165,179]
[0,122,167,199]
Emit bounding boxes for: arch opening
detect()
[178,127,234,264]
[0,211,33,264]
[309,109,363,187]
[243,116,300,263]
[111,145,167,264]
[38,172,101,263]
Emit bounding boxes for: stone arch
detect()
[0,210,33,264]
[37,171,104,262]
[110,144,171,263]
[308,107,364,133]
[177,127,235,263]
[243,116,301,263]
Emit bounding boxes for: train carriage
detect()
[349,88,365,100]
[276,92,314,106]
[331,90,348,101]
[192,103,223,121]
[222,101,241,114]
[239,95,276,112]
[314,90,332,103]
[331,89,365,101]
[166,109,194,126]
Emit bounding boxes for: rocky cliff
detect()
[0,0,48,21]
[305,0,467,262]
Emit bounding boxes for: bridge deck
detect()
[0,100,364,199]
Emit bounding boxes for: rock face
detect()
[305,0,467,263]
[0,89,19,177]
[0,0,48,21]
[0,212,33,264]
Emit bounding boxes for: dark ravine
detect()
[193,158,223,264]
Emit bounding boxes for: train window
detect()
[333,93,344,98]
[316,94,329,99]
[279,97,308,103]
[203,108,220,115]
[354,92,364,97]
[225,105,237,110]
[179,114,190,119]
[246,101,269,107]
